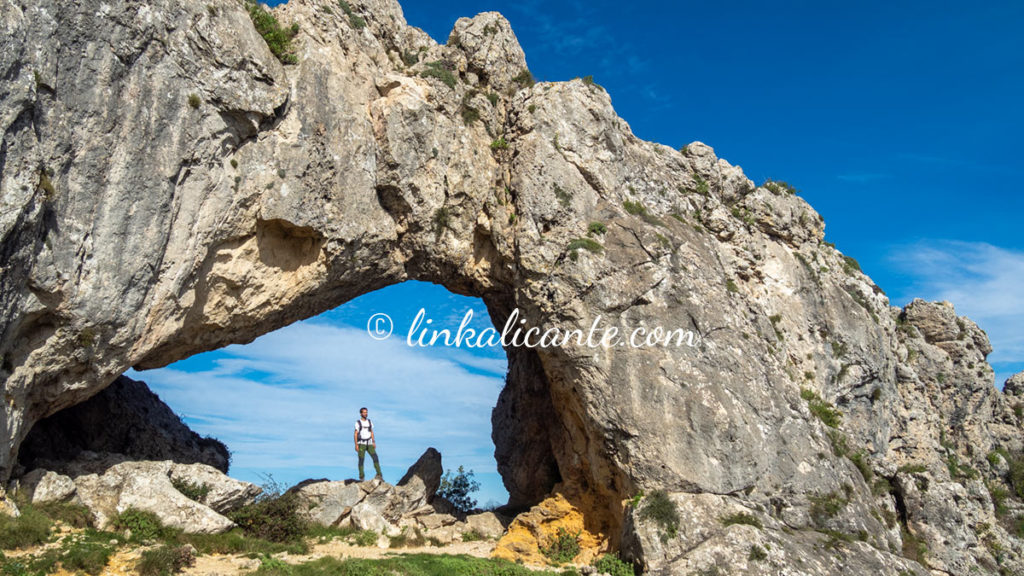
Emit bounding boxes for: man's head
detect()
[360,407,368,418]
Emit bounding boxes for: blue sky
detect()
[135,1,1022,504]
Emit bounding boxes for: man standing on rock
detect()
[354,407,383,481]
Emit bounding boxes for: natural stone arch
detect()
[6,0,1024,571]
[0,0,874,536]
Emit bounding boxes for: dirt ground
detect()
[183,537,501,576]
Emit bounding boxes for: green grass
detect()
[2,530,118,575]
[460,530,485,543]
[421,61,457,88]
[719,512,762,529]
[0,505,51,550]
[638,490,679,543]
[490,137,509,150]
[187,94,201,109]
[36,502,92,529]
[248,554,567,576]
[351,530,379,547]
[725,279,739,293]
[246,1,300,64]
[567,238,603,257]
[587,221,607,236]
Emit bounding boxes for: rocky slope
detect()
[1,0,1023,573]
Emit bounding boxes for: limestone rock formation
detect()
[290,448,446,535]
[12,457,260,533]
[493,493,604,566]
[1,0,1023,573]
[396,446,442,503]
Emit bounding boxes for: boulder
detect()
[1005,372,1024,396]
[289,479,369,527]
[67,460,247,533]
[397,447,442,503]
[16,469,76,504]
[168,462,261,514]
[464,511,507,539]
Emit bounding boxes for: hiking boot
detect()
[374,473,383,480]
[359,476,365,481]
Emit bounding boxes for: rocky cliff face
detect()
[16,375,229,475]
[2,0,1022,573]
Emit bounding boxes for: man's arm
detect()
[371,428,376,446]
[354,427,359,452]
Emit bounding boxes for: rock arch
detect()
[3,0,1023,571]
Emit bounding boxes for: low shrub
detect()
[171,477,211,503]
[246,1,300,64]
[137,544,196,576]
[719,512,762,529]
[437,466,480,513]
[112,508,168,542]
[539,527,580,564]
[420,61,457,89]
[638,490,679,542]
[592,554,635,576]
[228,494,307,543]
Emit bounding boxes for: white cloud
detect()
[128,319,509,501]
[888,240,1024,378]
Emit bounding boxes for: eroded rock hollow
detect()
[2,0,1023,572]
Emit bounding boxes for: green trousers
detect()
[357,444,381,479]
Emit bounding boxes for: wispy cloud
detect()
[128,319,509,500]
[888,240,1024,383]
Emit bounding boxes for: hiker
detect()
[354,407,383,481]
